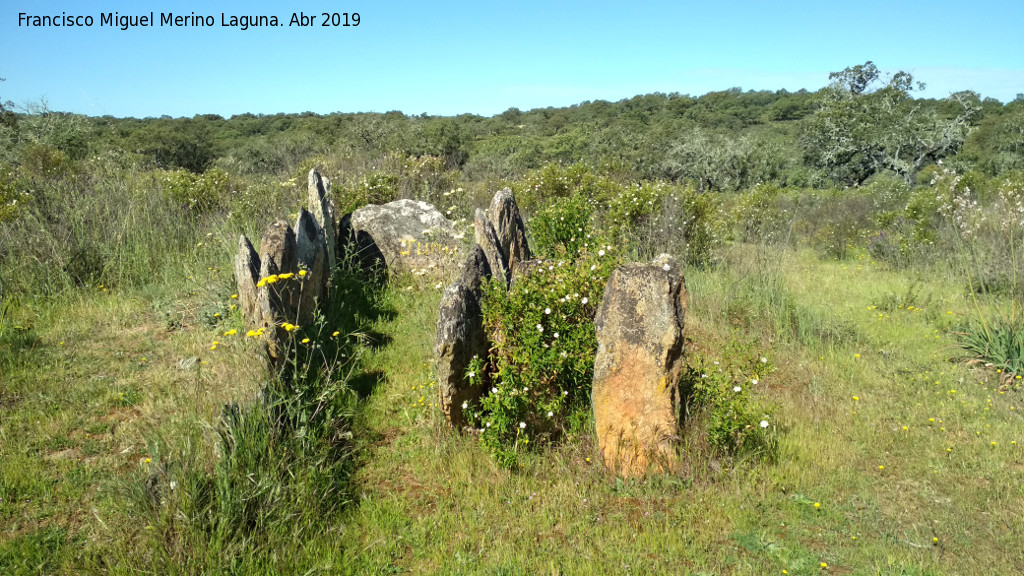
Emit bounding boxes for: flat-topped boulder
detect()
[592,254,687,477]
[350,199,463,278]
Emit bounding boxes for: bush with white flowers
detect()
[468,240,621,467]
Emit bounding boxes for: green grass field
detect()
[3,230,1021,574]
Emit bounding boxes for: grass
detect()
[4,244,1024,574]
[2,156,1023,573]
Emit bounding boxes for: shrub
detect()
[528,195,595,259]
[729,183,791,244]
[0,167,26,223]
[514,162,620,213]
[160,167,231,214]
[681,336,778,459]
[957,315,1024,383]
[336,171,398,215]
[472,244,621,467]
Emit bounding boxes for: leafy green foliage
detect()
[160,166,231,214]
[336,171,399,215]
[957,315,1024,381]
[474,247,621,467]
[802,61,978,186]
[683,342,778,458]
[527,195,595,259]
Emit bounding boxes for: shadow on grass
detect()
[117,253,398,571]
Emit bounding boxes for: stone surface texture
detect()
[591,255,687,477]
[307,168,337,274]
[435,245,492,429]
[473,208,508,285]
[487,188,532,279]
[350,199,462,278]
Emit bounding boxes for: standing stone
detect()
[488,188,532,276]
[436,245,492,429]
[257,220,298,365]
[234,234,261,325]
[308,168,337,274]
[294,209,327,325]
[474,208,508,286]
[592,255,687,477]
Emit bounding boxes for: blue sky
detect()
[2,0,1021,118]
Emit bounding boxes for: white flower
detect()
[523,387,529,392]
[537,324,544,333]
[760,357,768,364]
[486,422,491,427]
[519,422,526,429]
[751,378,758,385]
[760,420,769,428]
[581,297,589,305]
[545,307,551,314]
[590,265,597,271]
[662,263,671,271]
[491,387,498,393]
[461,401,468,409]
[598,249,606,256]
[468,371,476,378]
[553,332,559,339]
[547,411,554,417]
[733,386,742,393]
[563,390,568,396]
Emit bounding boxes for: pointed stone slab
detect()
[257,219,297,366]
[308,168,337,274]
[234,234,261,326]
[436,245,492,429]
[488,188,532,277]
[294,209,327,325]
[474,208,508,287]
[592,255,687,477]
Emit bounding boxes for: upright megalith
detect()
[434,188,534,430]
[436,245,492,429]
[232,214,331,368]
[233,170,344,372]
[254,219,299,364]
[488,188,532,277]
[473,208,508,286]
[592,254,687,477]
[234,235,261,322]
[350,199,462,279]
[307,168,337,274]
[294,209,327,325]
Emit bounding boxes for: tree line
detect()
[2,63,1023,189]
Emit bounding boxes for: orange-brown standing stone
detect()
[592,255,686,476]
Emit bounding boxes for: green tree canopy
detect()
[801,61,978,185]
